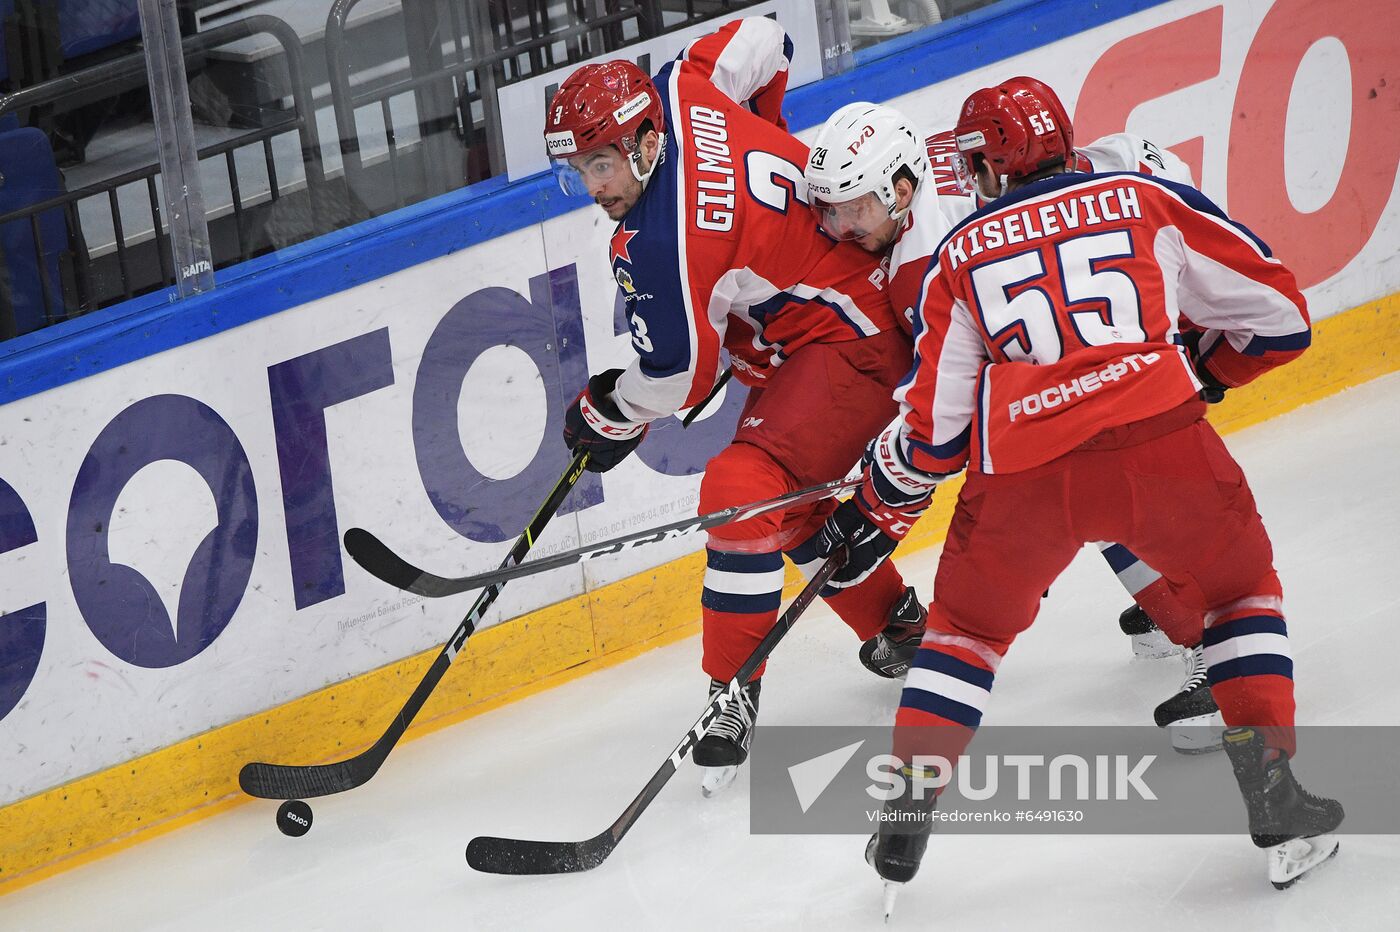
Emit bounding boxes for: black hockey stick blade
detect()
[347,474,861,599]
[465,834,612,875]
[238,651,455,799]
[342,526,427,592]
[465,552,846,875]
[239,749,385,800]
[237,456,589,800]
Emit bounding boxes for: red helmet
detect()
[953,76,1074,181]
[544,60,665,160]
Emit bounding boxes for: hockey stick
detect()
[238,450,591,799]
[464,548,847,874]
[345,473,859,598]
[238,373,735,800]
[680,366,733,428]
[344,369,741,597]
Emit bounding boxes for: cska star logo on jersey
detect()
[610,224,639,264]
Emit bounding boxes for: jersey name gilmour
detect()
[691,106,735,232]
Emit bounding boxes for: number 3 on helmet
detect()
[544,60,666,193]
[953,76,1074,184]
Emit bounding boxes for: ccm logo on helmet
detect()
[847,124,876,156]
[613,92,653,126]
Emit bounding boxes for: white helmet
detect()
[806,102,929,223]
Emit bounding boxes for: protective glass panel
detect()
[2,0,780,343]
[0,0,159,339]
[845,0,1008,52]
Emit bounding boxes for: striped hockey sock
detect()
[700,548,785,682]
[1203,598,1296,755]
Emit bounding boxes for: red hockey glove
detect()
[563,369,648,473]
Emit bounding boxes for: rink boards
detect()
[1,0,1397,891]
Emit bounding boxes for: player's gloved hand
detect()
[563,369,649,472]
[816,485,928,587]
[816,422,940,587]
[1181,329,1228,404]
[1194,362,1228,404]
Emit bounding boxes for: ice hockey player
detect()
[804,90,1220,752]
[543,17,927,793]
[813,76,1342,908]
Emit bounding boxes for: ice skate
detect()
[867,763,939,920]
[1223,727,1344,889]
[1120,603,1180,659]
[859,588,928,679]
[695,677,760,795]
[1154,643,1223,753]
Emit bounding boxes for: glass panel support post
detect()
[137,0,216,299]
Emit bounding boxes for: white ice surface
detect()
[4,374,1399,931]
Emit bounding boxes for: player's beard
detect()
[597,176,643,220]
[598,196,628,219]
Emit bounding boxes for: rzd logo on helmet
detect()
[847,124,876,156]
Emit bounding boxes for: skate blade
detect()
[700,765,739,798]
[1131,630,1181,660]
[881,880,903,923]
[1168,713,1224,754]
[1269,834,1340,889]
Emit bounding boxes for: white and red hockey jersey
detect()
[894,171,1310,477]
[609,18,898,423]
[884,131,1195,338]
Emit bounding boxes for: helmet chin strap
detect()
[629,133,666,189]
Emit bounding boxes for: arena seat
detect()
[0,125,67,338]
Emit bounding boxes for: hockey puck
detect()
[276,799,313,837]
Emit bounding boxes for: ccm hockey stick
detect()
[238,371,733,800]
[464,549,847,874]
[238,450,591,799]
[344,371,740,597]
[345,473,859,598]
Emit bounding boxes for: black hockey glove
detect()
[816,486,927,588]
[1181,329,1228,404]
[563,368,648,473]
[816,424,938,587]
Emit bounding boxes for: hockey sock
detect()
[1202,599,1296,756]
[697,443,800,681]
[1099,543,1203,648]
[892,628,1000,769]
[700,548,784,682]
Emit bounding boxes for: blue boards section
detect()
[0,0,1172,405]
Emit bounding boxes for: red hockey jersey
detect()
[895,171,1310,476]
[608,18,899,423]
[884,131,1195,338]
